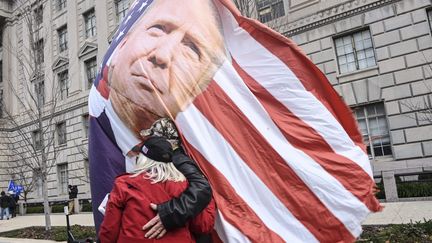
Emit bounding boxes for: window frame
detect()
[34,5,43,26]
[57,0,66,11]
[352,102,392,159]
[33,75,45,105]
[84,9,97,38]
[256,0,285,23]
[427,8,432,34]
[57,25,68,52]
[57,163,69,195]
[82,114,89,138]
[58,70,68,100]
[85,57,97,89]
[334,29,377,74]
[32,129,42,150]
[34,38,44,64]
[32,168,43,196]
[0,89,3,118]
[115,0,129,23]
[56,121,67,145]
[84,158,90,180]
[0,60,3,83]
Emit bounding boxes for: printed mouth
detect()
[131,74,161,93]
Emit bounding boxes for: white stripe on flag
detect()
[214,1,373,179]
[214,211,251,243]
[213,61,369,237]
[177,107,319,243]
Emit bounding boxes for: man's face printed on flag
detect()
[108,0,226,135]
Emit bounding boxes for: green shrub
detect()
[397,181,432,198]
[52,204,66,213]
[358,219,432,243]
[81,202,93,212]
[375,182,385,199]
[26,205,44,214]
[0,226,96,242]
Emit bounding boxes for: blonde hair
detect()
[131,153,186,183]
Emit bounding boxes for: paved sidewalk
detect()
[0,213,94,243]
[0,213,94,233]
[363,201,432,225]
[0,201,431,242]
[0,237,62,243]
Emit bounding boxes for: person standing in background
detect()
[68,185,78,214]
[0,191,11,220]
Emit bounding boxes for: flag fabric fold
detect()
[89,0,381,242]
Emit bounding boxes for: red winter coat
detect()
[99,174,216,243]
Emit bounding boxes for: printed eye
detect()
[183,40,201,58]
[147,24,166,36]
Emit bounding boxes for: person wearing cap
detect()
[98,136,216,243]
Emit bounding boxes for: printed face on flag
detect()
[108,0,226,135]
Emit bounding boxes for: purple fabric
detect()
[89,111,125,231]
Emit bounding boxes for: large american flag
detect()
[89,0,382,242]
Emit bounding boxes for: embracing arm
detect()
[157,148,212,230]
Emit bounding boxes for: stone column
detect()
[19,201,25,215]
[383,171,398,201]
[74,198,79,214]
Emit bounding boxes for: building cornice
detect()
[283,0,401,37]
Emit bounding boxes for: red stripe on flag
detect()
[193,81,355,242]
[216,0,364,150]
[232,60,382,212]
[181,140,285,243]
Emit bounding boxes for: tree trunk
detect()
[42,176,51,230]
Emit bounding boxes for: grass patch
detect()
[358,219,432,243]
[0,225,96,242]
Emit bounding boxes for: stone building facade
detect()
[257,0,432,200]
[0,0,133,202]
[0,0,431,202]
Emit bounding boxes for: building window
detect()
[35,39,44,63]
[257,0,285,23]
[58,26,68,52]
[34,5,43,26]
[34,76,45,105]
[353,103,392,159]
[57,0,66,11]
[334,29,376,74]
[56,122,67,145]
[0,60,2,83]
[32,168,43,196]
[84,9,97,38]
[427,9,432,33]
[0,89,3,118]
[85,57,97,89]
[32,129,42,150]
[82,114,89,138]
[116,0,129,23]
[57,164,68,195]
[58,70,68,100]
[84,158,90,180]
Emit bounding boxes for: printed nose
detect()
[148,32,183,69]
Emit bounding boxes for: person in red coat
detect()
[99,136,216,243]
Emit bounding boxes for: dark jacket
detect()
[0,194,12,208]
[158,149,213,230]
[99,173,216,243]
[69,186,78,199]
